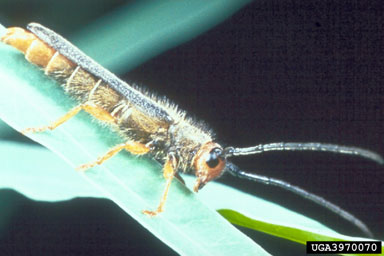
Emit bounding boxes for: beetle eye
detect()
[205,147,223,168]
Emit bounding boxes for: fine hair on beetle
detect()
[1,23,383,238]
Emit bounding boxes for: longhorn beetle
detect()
[1,23,382,237]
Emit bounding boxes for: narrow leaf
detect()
[0,43,268,255]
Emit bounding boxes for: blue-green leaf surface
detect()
[0,43,268,255]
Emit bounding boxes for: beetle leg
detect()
[143,154,177,216]
[77,141,150,171]
[21,103,116,134]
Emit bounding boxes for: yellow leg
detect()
[21,103,116,134]
[143,155,176,216]
[21,105,82,134]
[77,141,150,171]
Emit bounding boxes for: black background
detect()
[0,1,383,255]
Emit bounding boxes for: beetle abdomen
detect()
[1,27,121,112]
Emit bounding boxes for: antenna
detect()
[225,161,374,237]
[225,142,384,165]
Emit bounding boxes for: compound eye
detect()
[193,143,226,192]
[205,147,223,168]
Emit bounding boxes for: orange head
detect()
[192,142,226,192]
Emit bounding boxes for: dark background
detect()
[0,1,383,255]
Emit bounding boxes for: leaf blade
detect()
[0,43,269,255]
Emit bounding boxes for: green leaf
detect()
[0,43,268,255]
[217,210,384,256]
[220,209,349,243]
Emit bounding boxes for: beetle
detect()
[1,21,382,238]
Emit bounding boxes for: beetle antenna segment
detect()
[225,161,374,238]
[225,142,384,165]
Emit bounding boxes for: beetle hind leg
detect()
[21,102,116,134]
